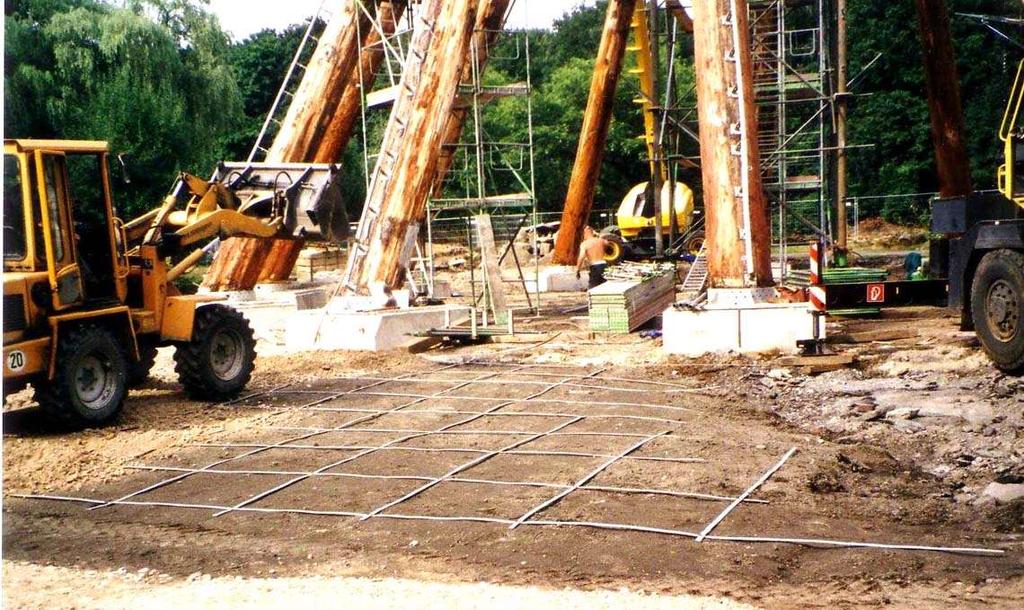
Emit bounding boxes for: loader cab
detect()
[3,140,126,314]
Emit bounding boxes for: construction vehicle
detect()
[2,139,345,426]
[932,60,1024,374]
[600,181,699,263]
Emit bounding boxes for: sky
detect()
[208,0,597,41]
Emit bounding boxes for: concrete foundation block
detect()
[663,302,823,357]
[230,299,471,352]
[521,266,587,293]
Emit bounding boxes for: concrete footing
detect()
[219,282,470,352]
[663,289,823,357]
[521,266,587,293]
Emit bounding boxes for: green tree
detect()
[4,0,243,219]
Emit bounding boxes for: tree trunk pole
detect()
[267,0,371,162]
[914,0,972,198]
[430,0,515,197]
[314,0,408,164]
[692,0,773,288]
[205,1,375,291]
[349,0,480,293]
[551,0,639,265]
[835,0,849,253]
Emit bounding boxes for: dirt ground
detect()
[3,299,1023,608]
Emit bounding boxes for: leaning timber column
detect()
[551,0,639,265]
[204,1,374,291]
[314,0,408,164]
[691,0,773,287]
[914,0,972,198]
[348,0,479,293]
[430,0,514,196]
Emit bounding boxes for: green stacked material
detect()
[589,271,676,333]
[822,267,888,284]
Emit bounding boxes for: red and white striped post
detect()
[808,241,827,313]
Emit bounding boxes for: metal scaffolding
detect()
[351,0,540,320]
[749,0,837,280]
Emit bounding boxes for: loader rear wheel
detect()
[37,324,128,428]
[127,341,158,388]
[174,305,256,400]
[971,249,1024,375]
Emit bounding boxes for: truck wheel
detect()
[174,305,256,400]
[36,324,128,428]
[603,234,630,265]
[127,341,159,387]
[971,249,1024,375]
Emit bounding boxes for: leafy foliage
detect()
[4,0,242,219]
[4,0,1023,226]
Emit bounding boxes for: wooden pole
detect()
[835,0,849,253]
[914,0,972,199]
[431,0,514,197]
[314,0,408,164]
[692,0,773,288]
[551,0,639,265]
[267,1,370,162]
[204,1,377,292]
[349,0,480,293]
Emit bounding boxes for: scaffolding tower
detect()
[749,0,837,279]
[353,0,540,321]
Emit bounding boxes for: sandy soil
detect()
[2,561,756,610]
[3,300,1022,609]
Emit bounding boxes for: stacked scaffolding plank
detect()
[589,269,675,333]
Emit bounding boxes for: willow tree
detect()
[4,0,243,218]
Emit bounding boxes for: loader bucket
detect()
[211,162,349,243]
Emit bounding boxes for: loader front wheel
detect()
[37,324,128,428]
[174,305,256,400]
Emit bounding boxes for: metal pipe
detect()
[695,446,797,542]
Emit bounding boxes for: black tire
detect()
[174,305,256,400]
[36,324,128,428]
[971,249,1024,375]
[603,233,631,265]
[127,341,158,388]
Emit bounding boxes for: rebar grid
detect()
[208,371,605,518]
[90,365,521,512]
[195,442,704,466]
[359,416,585,520]
[23,364,1007,558]
[125,464,765,505]
[21,494,1003,556]
[508,431,669,529]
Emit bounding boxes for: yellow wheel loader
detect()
[2,139,344,426]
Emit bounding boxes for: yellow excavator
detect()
[2,139,344,426]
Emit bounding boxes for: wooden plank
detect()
[827,328,918,344]
[475,214,509,324]
[914,0,972,198]
[691,0,773,288]
[551,0,639,265]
